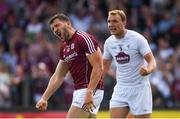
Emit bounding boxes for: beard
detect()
[63,28,70,41]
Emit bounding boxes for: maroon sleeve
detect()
[78,32,98,54]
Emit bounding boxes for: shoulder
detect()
[127,30,142,37]
[75,31,98,52]
[127,29,147,42]
[105,35,114,44]
[76,31,94,39]
[76,31,98,42]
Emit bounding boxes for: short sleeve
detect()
[103,39,113,60]
[77,31,98,54]
[138,35,152,56]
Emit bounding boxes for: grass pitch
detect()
[97,110,180,118]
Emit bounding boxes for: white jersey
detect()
[103,30,152,86]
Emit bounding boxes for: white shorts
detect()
[110,83,152,115]
[72,88,104,114]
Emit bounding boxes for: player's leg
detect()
[66,105,91,118]
[67,89,103,118]
[126,113,134,118]
[134,113,150,118]
[129,83,152,118]
[110,85,130,118]
[110,107,129,118]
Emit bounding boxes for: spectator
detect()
[0,61,11,108]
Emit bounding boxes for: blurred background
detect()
[0,0,180,118]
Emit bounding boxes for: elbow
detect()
[153,61,157,72]
[151,60,157,73]
[154,59,157,70]
[154,61,157,69]
[100,65,104,75]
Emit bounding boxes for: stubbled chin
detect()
[58,36,64,41]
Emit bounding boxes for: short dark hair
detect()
[48,13,70,25]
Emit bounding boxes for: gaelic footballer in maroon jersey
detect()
[36,13,104,118]
[60,31,104,90]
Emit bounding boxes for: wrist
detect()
[42,97,48,102]
[87,89,93,94]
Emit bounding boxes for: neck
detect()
[115,28,127,39]
[66,27,76,41]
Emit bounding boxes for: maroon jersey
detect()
[60,31,104,90]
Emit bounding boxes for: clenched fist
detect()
[36,98,48,111]
[140,66,150,76]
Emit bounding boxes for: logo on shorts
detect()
[132,107,137,111]
[143,109,149,112]
[74,101,81,105]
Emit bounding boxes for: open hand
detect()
[82,90,96,112]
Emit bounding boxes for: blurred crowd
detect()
[0,0,180,110]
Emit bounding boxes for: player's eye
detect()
[54,23,60,28]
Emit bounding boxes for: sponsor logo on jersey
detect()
[115,52,130,64]
[64,52,78,62]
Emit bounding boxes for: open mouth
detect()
[55,31,61,38]
[57,32,61,37]
[109,27,116,31]
[110,28,116,32]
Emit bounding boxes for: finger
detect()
[39,106,46,111]
[36,103,41,109]
[37,106,42,110]
[86,108,90,112]
[41,107,46,111]
[142,66,148,71]
[86,103,92,112]
[82,104,86,110]
[141,70,148,76]
[36,103,46,111]
[83,104,92,113]
[38,103,43,108]
[89,103,96,112]
[141,65,146,68]
[39,106,43,110]
[89,106,93,112]
[140,67,146,72]
[36,104,39,108]
[140,70,145,74]
[82,104,88,112]
[84,107,90,112]
[38,105,43,110]
[92,103,96,109]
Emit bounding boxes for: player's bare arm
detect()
[140,52,156,76]
[103,59,113,78]
[36,60,69,111]
[82,47,103,112]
